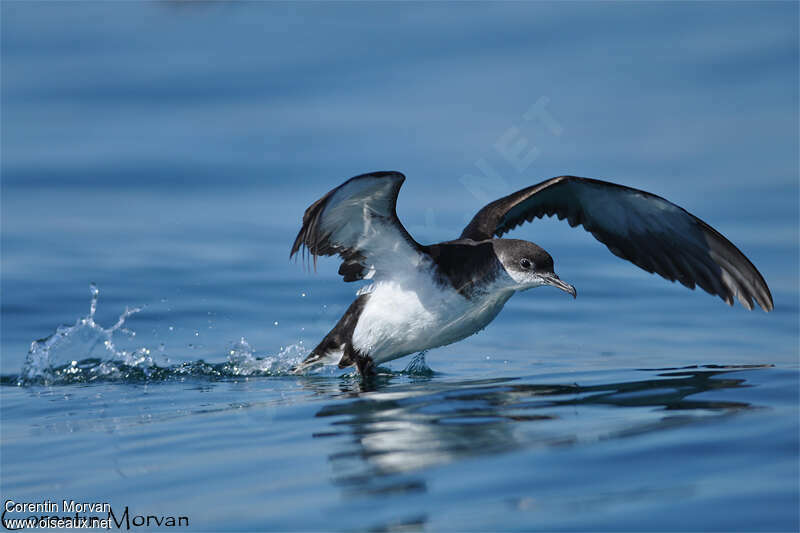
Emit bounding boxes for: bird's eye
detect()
[520,258,532,270]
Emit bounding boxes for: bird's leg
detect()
[342,344,376,377]
[338,342,375,376]
[356,355,376,377]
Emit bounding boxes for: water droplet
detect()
[168,326,174,331]
[89,283,99,317]
[301,292,306,298]
[194,331,200,337]
[273,321,278,326]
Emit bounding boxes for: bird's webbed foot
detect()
[339,343,376,377]
[355,354,376,377]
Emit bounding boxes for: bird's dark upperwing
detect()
[290,171,426,282]
[460,176,773,311]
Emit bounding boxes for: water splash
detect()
[19,283,145,384]
[224,337,308,376]
[402,351,435,376]
[13,285,310,386]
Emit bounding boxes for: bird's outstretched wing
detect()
[460,176,773,311]
[291,171,426,282]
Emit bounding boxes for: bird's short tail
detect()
[290,350,342,375]
[292,294,370,375]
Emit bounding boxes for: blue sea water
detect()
[1,2,798,531]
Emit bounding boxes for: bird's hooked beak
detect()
[542,273,577,299]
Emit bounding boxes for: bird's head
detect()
[492,239,577,298]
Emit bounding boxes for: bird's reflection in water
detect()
[309,365,766,504]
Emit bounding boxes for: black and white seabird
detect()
[290,171,773,376]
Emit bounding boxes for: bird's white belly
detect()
[351,274,513,365]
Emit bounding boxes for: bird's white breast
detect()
[351,265,513,365]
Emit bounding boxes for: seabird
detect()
[290,171,773,376]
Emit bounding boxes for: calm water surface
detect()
[2,3,798,531]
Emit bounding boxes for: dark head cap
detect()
[491,239,576,297]
[492,239,554,274]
